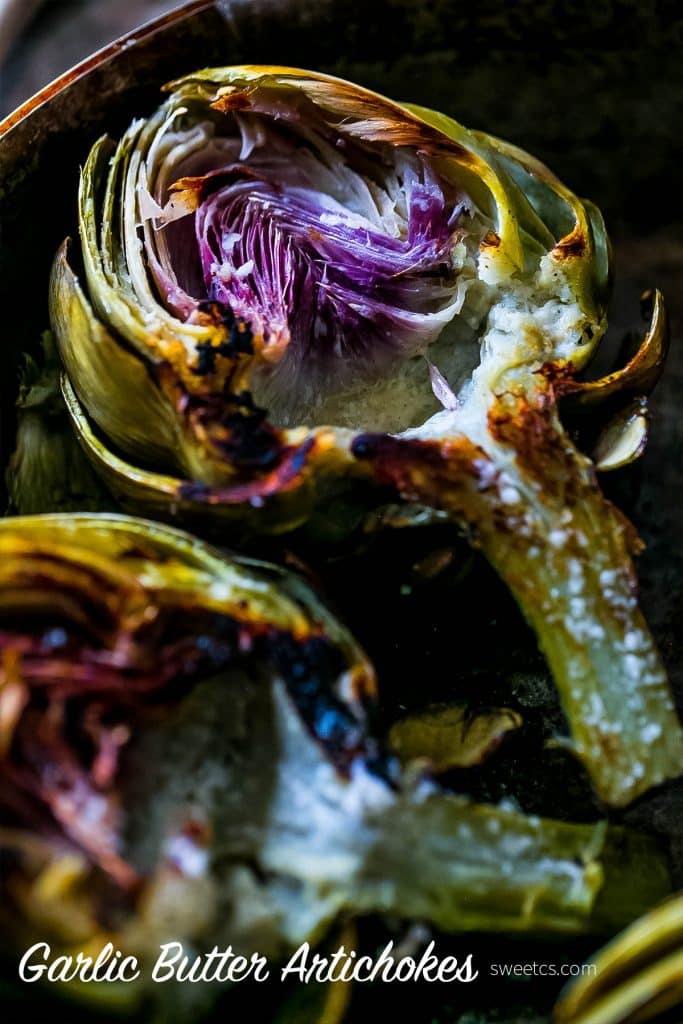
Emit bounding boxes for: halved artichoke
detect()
[0,514,672,1018]
[49,66,683,807]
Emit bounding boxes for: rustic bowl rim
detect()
[0,0,213,137]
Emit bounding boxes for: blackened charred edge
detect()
[177,435,317,505]
[151,614,381,777]
[351,433,389,462]
[268,631,391,776]
[185,386,282,470]
[351,432,484,497]
[212,414,279,470]
[197,614,397,774]
[352,432,455,464]
[193,300,254,375]
[193,342,218,376]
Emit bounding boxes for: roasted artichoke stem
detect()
[340,796,669,936]
[352,382,683,808]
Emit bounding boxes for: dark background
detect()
[3,0,683,236]
[1,3,682,1022]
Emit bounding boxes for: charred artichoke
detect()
[0,514,671,1018]
[50,67,683,807]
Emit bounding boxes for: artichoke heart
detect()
[0,514,672,1018]
[49,66,683,807]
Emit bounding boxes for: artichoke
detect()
[0,513,672,1018]
[555,891,683,1024]
[49,66,683,807]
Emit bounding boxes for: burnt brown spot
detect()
[351,432,503,537]
[535,360,577,392]
[594,728,621,761]
[488,392,583,499]
[159,364,289,475]
[188,390,282,470]
[171,165,262,203]
[210,90,253,114]
[482,230,501,248]
[178,435,318,506]
[552,225,586,259]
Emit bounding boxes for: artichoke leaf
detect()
[551,292,666,474]
[389,704,523,771]
[59,372,342,539]
[5,332,113,515]
[557,290,665,475]
[567,291,669,407]
[555,892,683,1024]
[592,398,649,472]
[51,237,208,477]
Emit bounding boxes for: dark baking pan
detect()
[1,3,681,1022]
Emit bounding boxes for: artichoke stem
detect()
[352,799,670,935]
[353,393,683,807]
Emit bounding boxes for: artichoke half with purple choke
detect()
[2,513,670,1018]
[49,67,683,808]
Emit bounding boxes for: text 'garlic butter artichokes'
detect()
[2,514,669,1019]
[49,66,683,807]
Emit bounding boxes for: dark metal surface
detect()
[0,3,681,1021]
